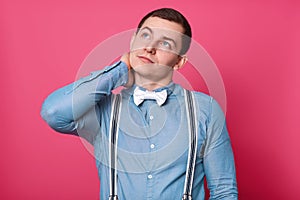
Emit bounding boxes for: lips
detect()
[137,55,154,63]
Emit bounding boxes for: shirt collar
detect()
[123,82,176,97]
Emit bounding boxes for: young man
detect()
[41,8,238,199]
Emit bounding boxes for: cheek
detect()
[129,52,137,67]
[129,50,142,68]
[157,51,178,67]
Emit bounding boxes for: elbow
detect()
[40,103,76,134]
[40,104,62,132]
[209,183,238,199]
[41,105,57,128]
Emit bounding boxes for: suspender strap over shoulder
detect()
[109,94,122,200]
[182,89,198,200]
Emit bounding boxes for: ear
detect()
[173,55,187,71]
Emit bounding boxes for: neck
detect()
[134,73,173,91]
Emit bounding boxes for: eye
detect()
[141,32,150,40]
[160,41,171,49]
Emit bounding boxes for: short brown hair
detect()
[137,8,192,55]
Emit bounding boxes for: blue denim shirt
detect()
[41,61,238,199]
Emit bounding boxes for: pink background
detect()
[1,0,299,199]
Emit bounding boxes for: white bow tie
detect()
[133,87,168,106]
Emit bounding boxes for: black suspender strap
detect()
[109,94,122,200]
[182,89,198,200]
[108,90,198,200]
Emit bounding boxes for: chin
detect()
[131,61,155,71]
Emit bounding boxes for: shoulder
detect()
[181,88,213,109]
[191,90,213,104]
[172,84,213,106]
[184,89,226,124]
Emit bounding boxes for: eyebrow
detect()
[140,26,153,34]
[140,26,177,47]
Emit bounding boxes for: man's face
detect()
[129,17,186,84]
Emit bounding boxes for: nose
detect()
[144,43,156,55]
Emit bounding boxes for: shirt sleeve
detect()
[40,61,129,143]
[203,98,238,199]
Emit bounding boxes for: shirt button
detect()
[148,174,153,179]
[150,144,155,149]
[149,115,154,120]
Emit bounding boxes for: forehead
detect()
[140,16,185,35]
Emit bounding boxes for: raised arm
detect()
[40,60,130,143]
